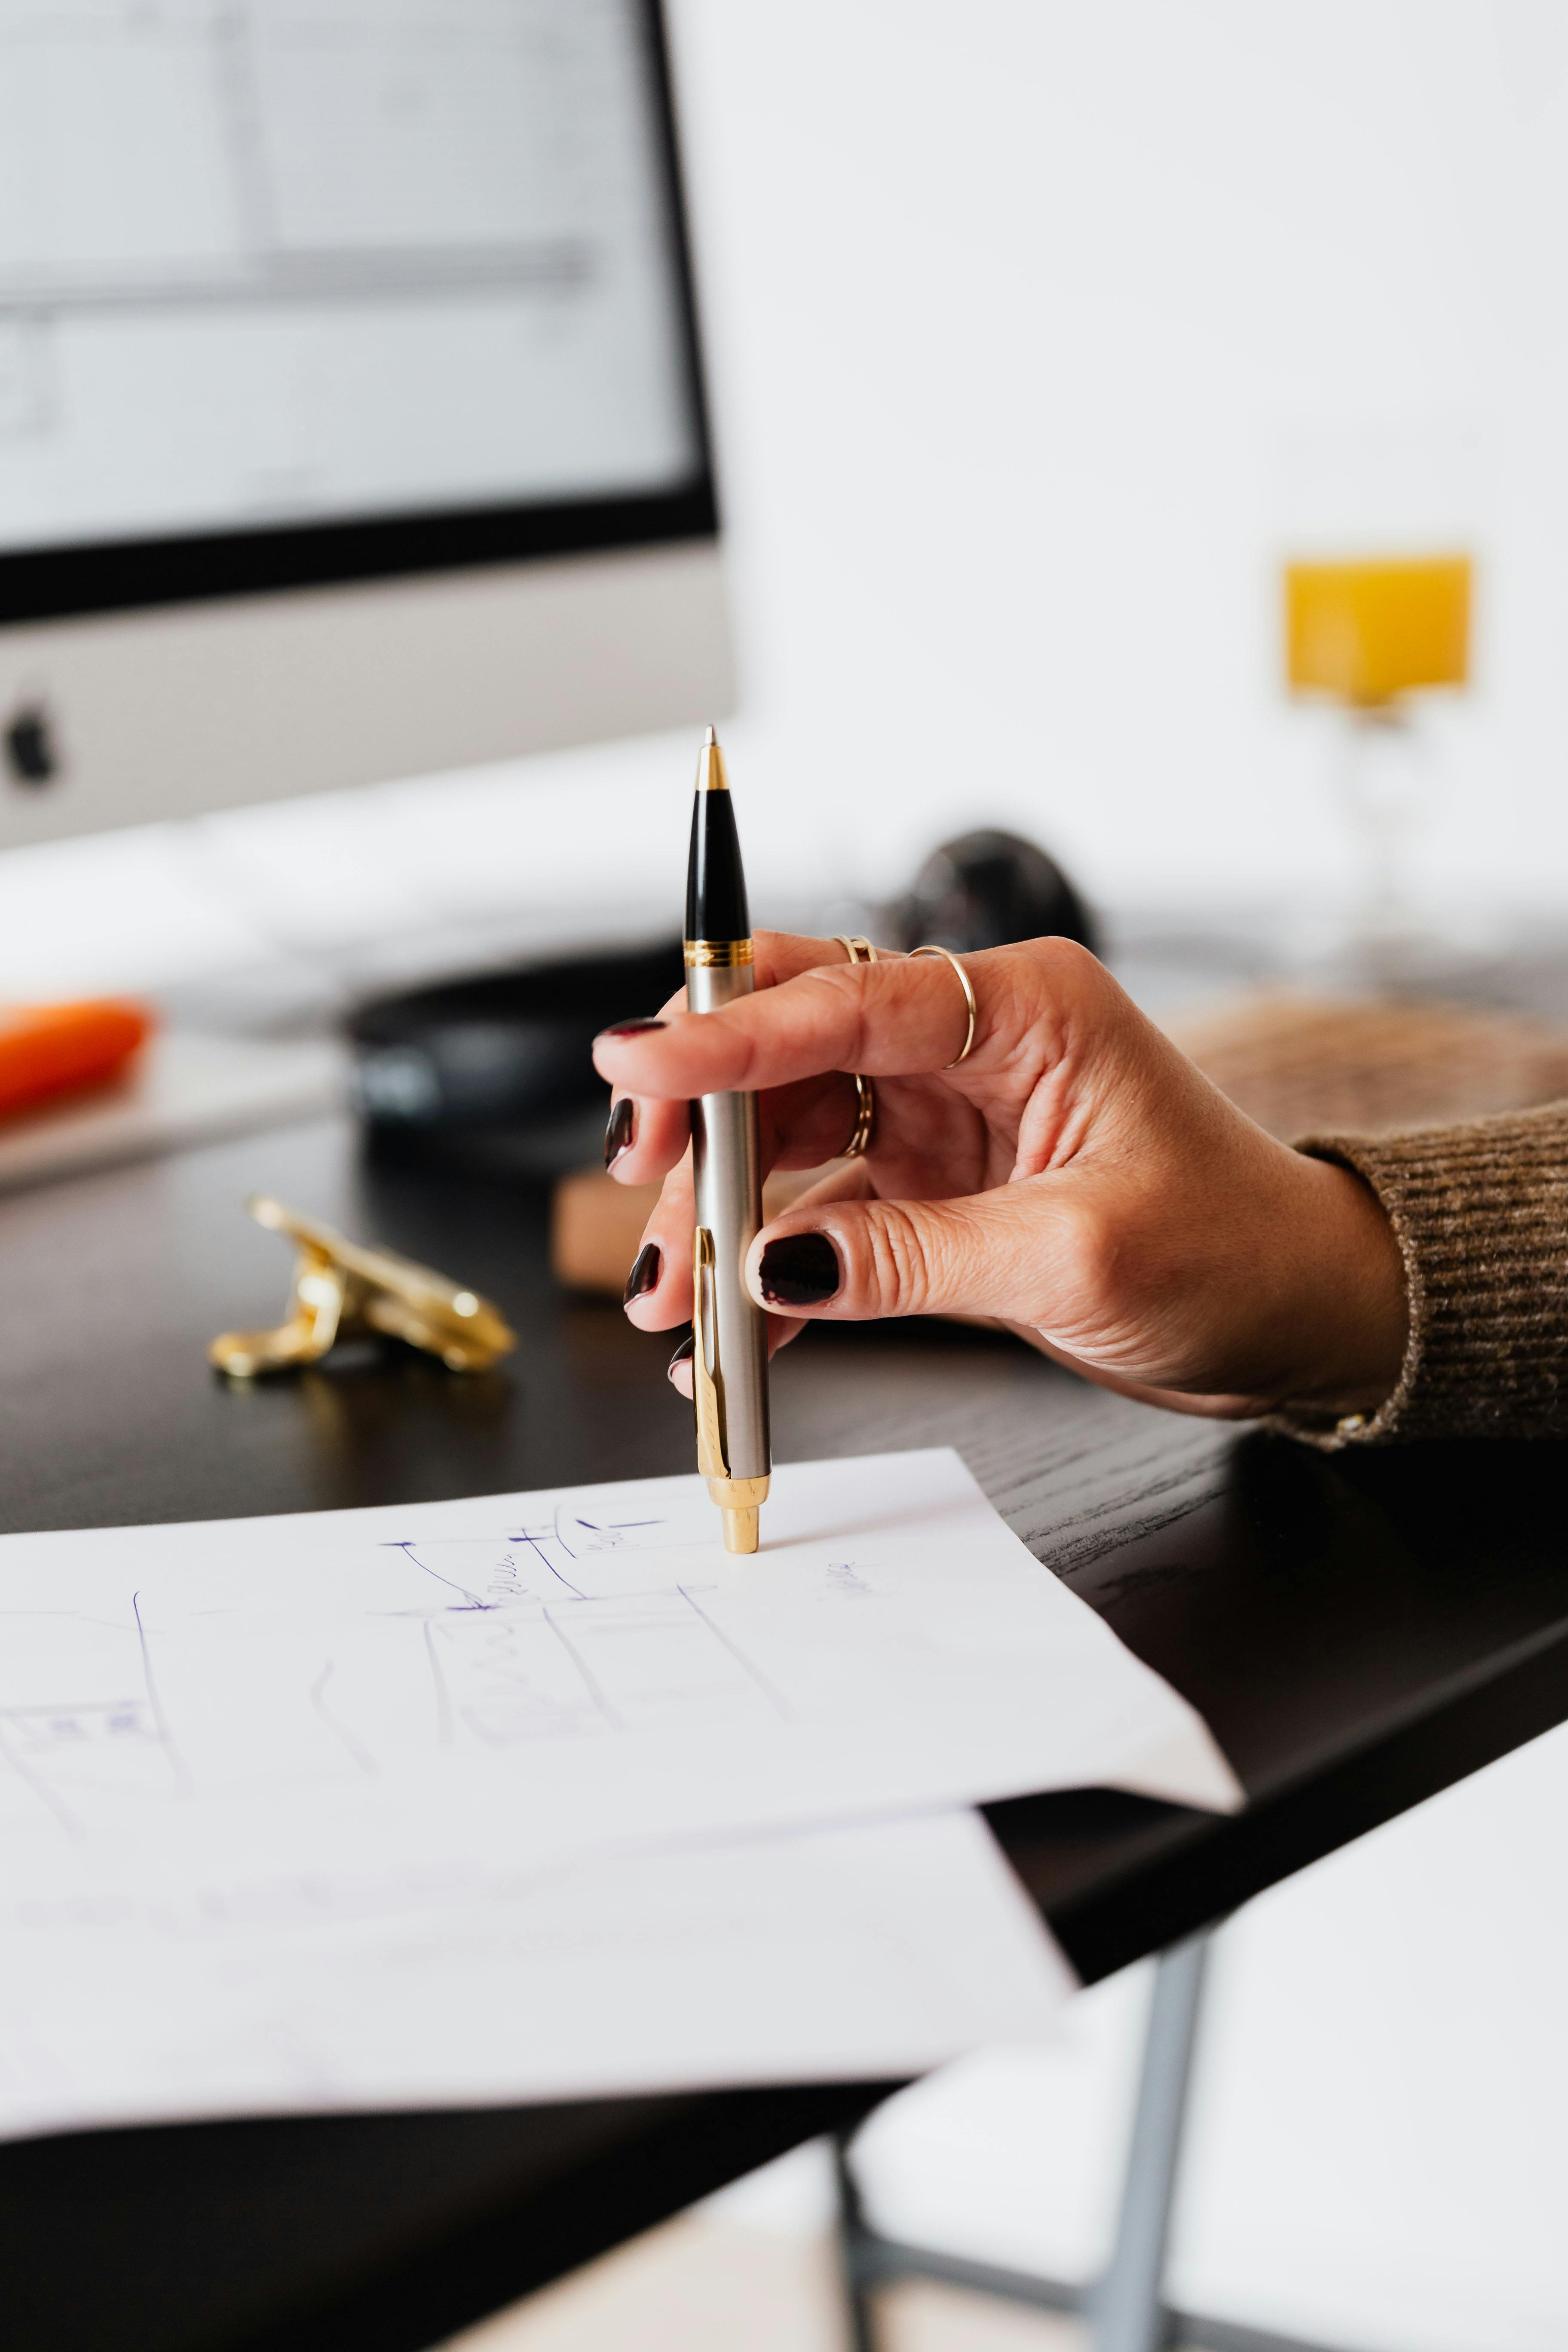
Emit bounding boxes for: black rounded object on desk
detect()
[894,828,1099,957]
[347,938,685,1141]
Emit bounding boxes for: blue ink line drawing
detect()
[381,1540,493,1610]
[676,1587,795,1724]
[541,1608,626,1733]
[309,1662,380,1778]
[134,1589,193,1795]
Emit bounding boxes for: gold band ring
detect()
[841,1074,875,1158]
[909,943,978,1067]
[833,935,878,1158]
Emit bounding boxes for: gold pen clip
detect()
[692,1225,730,1478]
[692,1226,768,1553]
[209,1196,516,1379]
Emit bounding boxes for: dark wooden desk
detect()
[3,1117,1566,2352]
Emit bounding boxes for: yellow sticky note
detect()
[1284,555,1471,706]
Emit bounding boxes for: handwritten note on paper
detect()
[0,1450,1243,1926]
[0,1450,1238,1926]
[0,1447,1241,2139]
[0,1809,1075,2143]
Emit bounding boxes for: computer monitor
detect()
[0,0,732,848]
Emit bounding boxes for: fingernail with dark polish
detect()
[604,1095,635,1168]
[598,1017,668,1040]
[757,1231,841,1308]
[668,1332,695,1378]
[624,1241,662,1304]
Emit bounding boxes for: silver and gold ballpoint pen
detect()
[685,726,771,1553]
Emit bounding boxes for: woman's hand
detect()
[592,931,1407,1423]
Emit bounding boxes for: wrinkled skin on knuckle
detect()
[860,1200,938,1318]
[1014,934,1116,1029]
[985,940,1138,1171]
[977,943,1070,1067]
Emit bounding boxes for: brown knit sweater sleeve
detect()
[1272,1100,1568,1446]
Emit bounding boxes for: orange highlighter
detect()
[0,1001,152,1121]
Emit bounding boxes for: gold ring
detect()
[842,1073,875,1158]
[834,936,877,1157]
[909,943,978,1067]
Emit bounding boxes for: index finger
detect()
[601,930,863,1184]
[638,931,863,1029]
[593,947,981,1101]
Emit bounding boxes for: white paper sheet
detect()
[0,1449,1234,2142]
[0,1449,1237,1901]
[0,1808,1075,2144]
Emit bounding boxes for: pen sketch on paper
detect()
[0,1590,189,1838]
[0,1449,1242,1924]
[0,1458,1109,2142]
[0,1497,809,1849]
[398,1504,796,1749]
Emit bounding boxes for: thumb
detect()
[745,1184,1062,1326]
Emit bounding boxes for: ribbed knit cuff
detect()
[1268,1102,1568,1447]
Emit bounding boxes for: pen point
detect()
[694,727,729,793]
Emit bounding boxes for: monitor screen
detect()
[0,0,714,623]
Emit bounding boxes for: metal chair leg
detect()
[827,1925,1350,2352]
[831,2127,881,2352]
[1093,1927,1215,2352]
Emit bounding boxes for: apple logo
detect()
[4,704,59,787]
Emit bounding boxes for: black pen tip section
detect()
[685,782,751,942]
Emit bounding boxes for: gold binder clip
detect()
[209,1196,516,1379]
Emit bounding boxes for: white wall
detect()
[670,0,1568,916]
[8,0,1568,992]
[653,0,1568,926]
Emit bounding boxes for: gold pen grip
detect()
[684,938,754,969]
